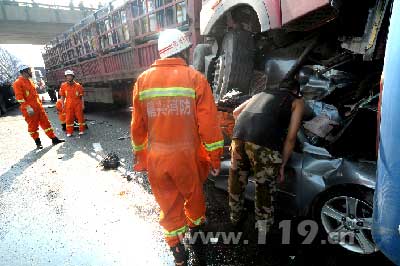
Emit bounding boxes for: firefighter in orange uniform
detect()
[13,65,64,149]
[131,29,224,266]
[55,98,66,131]
[59,70,86,137]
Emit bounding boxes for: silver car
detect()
[211,95,378,256]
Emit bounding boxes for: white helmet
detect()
[17,64,30,72]
[65,70,75,76]
[158,29,191,59]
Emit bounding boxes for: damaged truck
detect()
[194,0,393,256]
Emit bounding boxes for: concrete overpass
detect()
[0,1,96,44]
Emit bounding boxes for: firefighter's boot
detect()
[52,137,65,145]
[35,138,43,149]
[189,224,207,266]
[170,243,187,266]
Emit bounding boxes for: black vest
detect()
[232,90,297,151]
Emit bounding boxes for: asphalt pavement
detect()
[0,97,395,266]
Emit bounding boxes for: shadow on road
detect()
[0,146,52,193]
[0,105,23,118]
[203,181,395,266]
[42,104,156,195]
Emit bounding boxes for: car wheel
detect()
[312,187,378,255]
[211,31,255,101]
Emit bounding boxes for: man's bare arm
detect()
[279,98,305,182]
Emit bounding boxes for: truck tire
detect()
[212,31,255,101]
[193,44,212,72]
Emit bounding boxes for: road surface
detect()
[0,99,394,266]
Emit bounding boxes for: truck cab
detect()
[196,0,391,101]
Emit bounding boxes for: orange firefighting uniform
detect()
[59,81,85,134]
[13,76,56,140]
[131,58,224,247]
[55,99,66,125]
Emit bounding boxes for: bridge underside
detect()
[0,3,94,44]
[0,21,75,44]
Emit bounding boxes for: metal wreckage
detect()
[201,0,392,256]
[215,53,380,255]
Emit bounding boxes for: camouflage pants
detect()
[228,139,282,231]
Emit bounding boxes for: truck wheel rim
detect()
[212,54,225,101]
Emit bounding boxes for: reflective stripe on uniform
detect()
[204,140,224,152]
[17,99,25,103]
[66,124,74,127]
[164,225,188,238]
[139,87,195,101]
[29,131,37,135]
[132,140,147,152]
[44,127,53,132]
[188,216,204,226]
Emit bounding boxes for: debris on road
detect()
[117,135,130,140]
[135,172,146,184]
[122,170,133,181]
[85,119,97,125]
[93,145,127,178]
[100,152,120,170]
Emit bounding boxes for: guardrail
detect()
[0,0,97,12]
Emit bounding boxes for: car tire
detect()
[311,186,379,256]
[212,31,255,101]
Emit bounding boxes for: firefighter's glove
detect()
[26,105,34,116]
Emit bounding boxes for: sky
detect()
[1,0,109,67]
[1,44,45,67]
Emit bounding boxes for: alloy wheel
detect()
[320,196,377,254]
